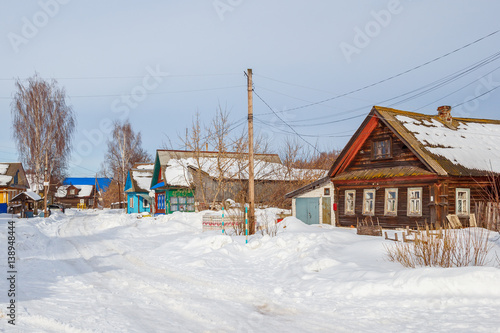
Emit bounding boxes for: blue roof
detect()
[63,178,113,191]
[150,181,165,190]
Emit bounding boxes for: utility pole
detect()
[247,69,255,234]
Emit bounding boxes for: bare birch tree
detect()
[103,119,151,188]
[11,73,76,201]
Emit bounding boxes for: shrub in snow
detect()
[385,226,494,268]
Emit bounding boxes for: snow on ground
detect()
[1,210,500,332]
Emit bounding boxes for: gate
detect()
[296,198,319,225]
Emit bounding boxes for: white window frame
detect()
[456,188,470,217]
[129,196,134,208]
[345,190,356,215]
[384,188,398,216]
[407,187,422,217]
[363,189,375,216]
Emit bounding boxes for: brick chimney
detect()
[437,105,452,124]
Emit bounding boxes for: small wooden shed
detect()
[10,191,42,218]
[285,177,334,225]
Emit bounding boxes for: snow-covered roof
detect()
[0,163,12,186]
[394,114,500,175]
[0,162,28,189]
[164,158,327,187]
[56,185,94,198]
[130,164,154,192]
[10,191,42,202]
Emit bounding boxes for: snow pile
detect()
[1,210,499,332]
[397,115,500,173]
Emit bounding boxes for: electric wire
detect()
[255,29,500,116]
[252,88,322,155]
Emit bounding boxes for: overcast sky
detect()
[1,1,500,176]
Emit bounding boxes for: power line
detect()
[255,118,355,138]
[253,88,322,155]
[256,29,500,116]
[257,50,500,127]
[0,72,241,81]
[414,64,500,111]
[0,85,246,100]
[452,84,500,108]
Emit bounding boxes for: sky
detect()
[1,1,500,177]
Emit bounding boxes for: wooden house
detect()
[285,176,334,225]
[329,106,500,229]
[150,149,325,215]
[124,163,154,214]
[55,177,112,208]
[0,162,29,213]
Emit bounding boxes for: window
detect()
[363,189,375,215]
[187,197,195,212]
[324,188,330,196]
[407,187,422,216]
[345,190,355,215]
[456,188,470,216]
[170,196,195,212]
[157,193,165,210]
[385,188,398,216]
[69,189,75,195]
[129,197,134,208]
[372,139,391,160]
[143,199,149,209]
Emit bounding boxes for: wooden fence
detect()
[202,214,245,233]
[474,201,500,231]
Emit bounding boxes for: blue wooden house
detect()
[124,163,154,214]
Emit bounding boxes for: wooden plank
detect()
[446,214,462,228]
[469,214,477,227]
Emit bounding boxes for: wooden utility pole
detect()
[247,69,255,234]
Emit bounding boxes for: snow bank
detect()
[1,210,499,332]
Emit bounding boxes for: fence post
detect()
[222,206,225,235]
[245,206,248,244]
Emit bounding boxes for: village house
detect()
[55,177,112,208]
[329,106,500,229]
[0,162,29,213]
[124,163,154,214]
[150,149,325,215]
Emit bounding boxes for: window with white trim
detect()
[456,188,470,216]
[363,189,375,215]
[407,187,422,216]
[372,138,391,160]
[129,197,134,208]
[385,188,398,216]
[143,199,150,208]
[345,190,355,215]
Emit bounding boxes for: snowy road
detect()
[1,209,500,332]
